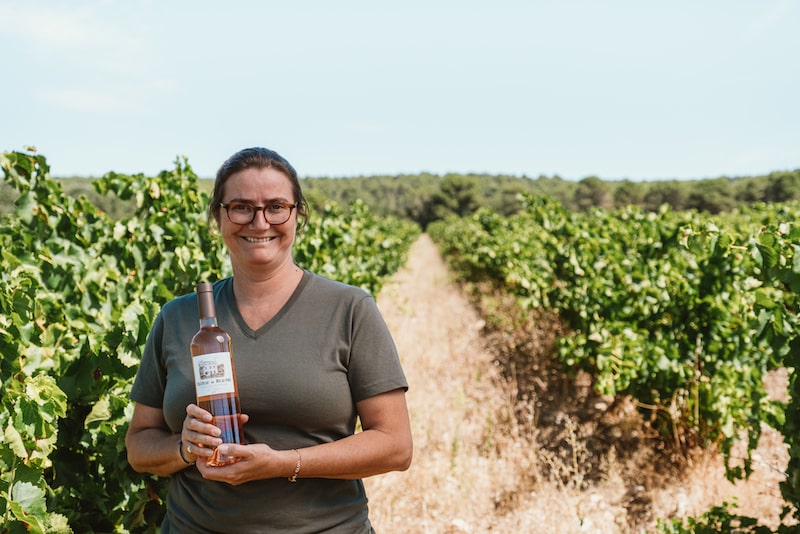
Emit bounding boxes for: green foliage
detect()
[301,172,579,228]
[656,500,774,533]
[294,199,419,293]
[298,169,800,229]
[747,221,800,523]
[9,168,799,231]
[0,149,417,532]
[1,150,224,532]
[429,195,797,491]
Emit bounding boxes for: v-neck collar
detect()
[224,270,311,339]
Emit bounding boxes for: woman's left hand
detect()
[195,443,290,485]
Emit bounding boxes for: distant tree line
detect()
[2,167,798,228]
[301,169,800,228]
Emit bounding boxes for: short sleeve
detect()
[347,295,408,402]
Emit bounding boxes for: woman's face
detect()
[218,166,297,273]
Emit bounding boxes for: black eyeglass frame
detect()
[219,201,298,226]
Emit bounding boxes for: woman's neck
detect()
[230,260,304,330]
[230,260,303,305]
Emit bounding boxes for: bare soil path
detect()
[365,234,790,533]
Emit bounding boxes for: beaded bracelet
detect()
[288,449,301,482]
[178,439,195,465]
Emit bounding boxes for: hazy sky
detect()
[1,1,798,180]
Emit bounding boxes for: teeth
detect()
[244,236,274,243]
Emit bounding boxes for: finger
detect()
[185,427,223,450]
[183,406,222,443]
[186,403,213,422]
[182,439,203,464]
[215,443,246,459]
[184,439,216,462]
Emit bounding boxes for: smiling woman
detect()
[125,147,413,533]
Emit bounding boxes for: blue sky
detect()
[1,1,798,181]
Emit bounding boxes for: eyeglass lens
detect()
[224,203,293,225]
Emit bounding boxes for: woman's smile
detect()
[242,235,277,244]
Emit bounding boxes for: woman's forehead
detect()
[224,167,293,198]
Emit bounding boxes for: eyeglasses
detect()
[220,201,298,225]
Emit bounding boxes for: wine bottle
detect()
[190,282,243,466]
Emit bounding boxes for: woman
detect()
[125,147,412,533]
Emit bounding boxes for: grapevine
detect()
[429,195,797,514]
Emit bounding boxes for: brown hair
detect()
[208,147,308,230]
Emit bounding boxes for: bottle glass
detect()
[190,282,243,466]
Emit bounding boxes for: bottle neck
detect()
[196,283,218,328]
[199,316,218,328]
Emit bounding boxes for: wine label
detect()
[192,351,236,397]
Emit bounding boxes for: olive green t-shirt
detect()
[130,272,408,533]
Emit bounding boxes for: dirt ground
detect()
[365,234,791,533]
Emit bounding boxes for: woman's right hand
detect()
[181,403,224,464]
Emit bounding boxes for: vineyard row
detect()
[428,194,800,524]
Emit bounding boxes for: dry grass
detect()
[367,234,791,533]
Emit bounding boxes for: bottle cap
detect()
[196,282,216,319]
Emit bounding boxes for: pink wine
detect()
[190,282,243,466]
